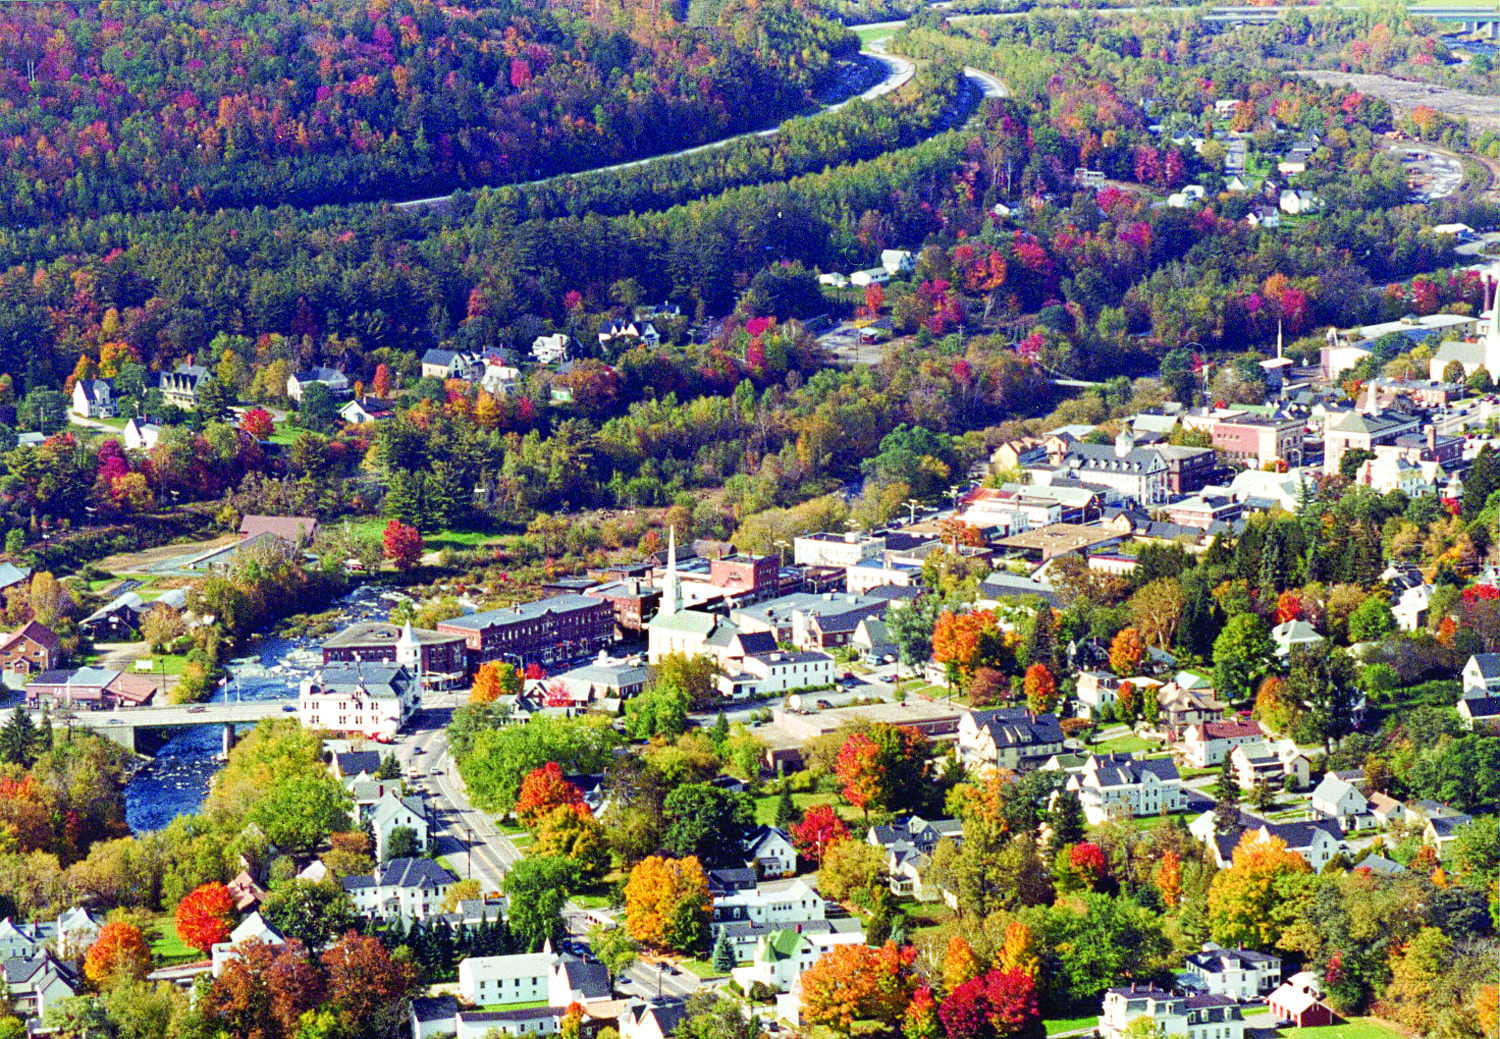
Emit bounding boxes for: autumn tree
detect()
[624,856,711,954]
[470,660,522,705]
[320,931,419,1038]
[1108,628,1146,677]
[801,942,917,1035]
[938,968,1040,1039]
[996,923,1039,981]
[835,724,928,821]
[1153,848,1182,908]
[906,985,941,1039]
[532,805,609,880]
[175,882,235,955]
[1207,832,1313,950]
[84,922,152,988]
[944,935,982,993]
[240,407,275,439]
[933,610,999,691]
[382,520,423,570]
[1022,665,1057,715]
[515,762,587,828]
[818,837,887,907]
[790,804,850,865]
[202,939,325,1039]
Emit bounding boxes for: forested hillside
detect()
[0,0,855,222]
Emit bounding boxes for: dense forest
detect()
[0,0,855,221]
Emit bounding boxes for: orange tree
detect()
[1108,627,1146,677]
[470,660,523,705]
[801,942,918,1034]
[84,921,151,987]
[1022,664,1056,714]
[623,855,710,954]
[834,723,929,822]
[1207,831,1314,949]
[175,882,235,955]
[932,609,1000,693]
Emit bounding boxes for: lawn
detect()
[148,921,201,965]
[481,1001,550,1012]
[1044,1013,1101,1036]
[571,892,614,911]
[676,957,727,979]
[753,789,860,826]
[1281,1019,1407,1039]
[854,24,896,44]
[1091,733,1152,754]
[901,901,956,938]
[343,517,503,554]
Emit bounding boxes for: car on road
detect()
[430,769,443,777]
[187,706,207,713]
[106,719,123,725]
[281,705,296,712]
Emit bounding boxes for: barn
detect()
[1269,982,1336,1028]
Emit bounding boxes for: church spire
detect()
[662,526,680,616]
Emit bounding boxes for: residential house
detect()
[712,877,827,956]
[549,952,613,1006]
[159,364,210,409]
[123,418,161,450]
[1309,774,1371,831]
[369,788,429,861]
[849,268,889,287]
[1322,393,1420,477]
[543,659,650,707]
[532,334,571,365]
[1457,694,1500,732]
[1075,671,1124,720]
[1098,986,1245,1039]
[286,367,350,403]
[741,826,797,879]
[957,707,1066,772]
[211,911,285,977]
[71,378,117,419]
[1193,813,1345,871]
[1271,619,1325,658]
[598,320,659,349]
[868,817,962,901]
[1423,812,1474,858]
[0,621,61,685]
[0,919,52,960]
[1183,943,1282,1000]
[1461,653,1500,697]
[411,996,461,1039]
[481,363,522,396]
[1247,206,1281,229]
[1393,584,1433,632]
[342,857,458,922]
[1067,753,1184,825]
[731,927,866,995]
[25,667,131,711]
[1180,719,1264,768]
[330,749,384,785]
[339,397,395,424]
[55,906,103,958]
[1229,740,1310,791]
[817,272,848,288]
[421,349,481,381]
[1268,974,1335,1028]
[1030,431,1171,506]
[880,249,915,275]
[455,1007,560,1039]
[1367,791,1405,829]
[2,952,80,1019]
[1157,680,1227,738]
[299,664,419,742]
[226,870,269,911]
[79,591,146,639]
[619,1002,688,1039]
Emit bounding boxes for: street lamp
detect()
[903,498,922,525]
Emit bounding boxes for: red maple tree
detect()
[382,520,423,569]
[790,803,850,864]
[176,881,235,955]
[938,968,1040,1039]
[515,762,587,828]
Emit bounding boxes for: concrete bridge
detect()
[1202,4,1500,37]
[42,700,294,756]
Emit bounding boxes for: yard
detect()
[752,789,861,827]
[341,516,504,555]
[1044,1013,1102,1036]
[1279,1019,1408,1039]
[147,919,202,966]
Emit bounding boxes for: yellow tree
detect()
[1207,832,1312,950]
[1153,848,1182,908]
[997,922,1039,980]
[84,921,151,988]
[943,935,981,994]
[623,856,710,954]
[1108,627,1146,677]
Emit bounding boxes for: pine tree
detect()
[1214,755,1241,835]
[711,927,736,973]
[32,705,52,757]
[1048,789,1086,847]
[774,783,795,828]
[0,707,37,767]
[711,712,730,746]
[1021,606,1056,670]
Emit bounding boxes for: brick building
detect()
[437,595,614,673]
[321,621,467,690]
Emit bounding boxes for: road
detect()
[394,48,920,211]
[55,699,292,731]
[396,693,518,895]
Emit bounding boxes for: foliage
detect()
[470,661,523,705]
[790,804,850,865]
[938,968,1040,1039]
[514,762,587,829]
[381,520,423,570]
[834,723,928,819]
[454,715,621,814]
[174,882,235,955]
[504,856,577,952]
[623,855,711,954]
[1207,831,1313,950]
[262,879,359,949]
[799,942,918,1034]
[84,921,152,988]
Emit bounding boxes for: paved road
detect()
[54,699,291,730]
[397,695,518,894]
[394,48,919,212]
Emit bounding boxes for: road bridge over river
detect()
[39,700,293,756]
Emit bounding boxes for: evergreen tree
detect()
[1048,789,1086,847]
[377,753,401,779]
[711,712,730,747]
[1213,755,1241,835]
[1021,605,1056,671]
[0,706,37,767]
[32,704,52,757]
[774,783,795,828]
[1462,443,1499,521]
[711,928,736,973]
[436,920,456,978]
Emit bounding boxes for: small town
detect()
[0,4,1497,1039]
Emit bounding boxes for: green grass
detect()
[148,921,201,965]
[146,654,194,676]
[854,24,896,44]
[1044,1014,1100,1036]
[676,957,726,979]
[342,516,502,555]
[901,901,956,937]
[571,892,614,911]
[1281,1020,1406,1039]
[753,789,860,826]
[480,1000,550,1012]
[1092,733,1152,754]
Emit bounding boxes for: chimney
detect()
[1427,425,1436,452]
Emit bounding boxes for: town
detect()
[0,3,1497,1039]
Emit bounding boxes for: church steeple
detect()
[662,526,680,617]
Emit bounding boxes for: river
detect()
[122,585,395,833]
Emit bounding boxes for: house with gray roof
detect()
[957,707,1066,771]
[342,857,457,922]
[2,951,80,1018]
[1191,811,1346,870]
[1067,752,1184,825]
[0,919,52,961]
[1310,774,1371,831]
[286,366,350,403]
[1461,653,1500,697]
[1183,942,1282,1000]
[71,378,117,419]
[369,788,429,862]
[159,364,209,409]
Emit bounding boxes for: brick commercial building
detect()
[437,595,615,673]
[321,621,468,690]
[1206,413,1305,469]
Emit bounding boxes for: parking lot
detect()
[1398,144,1464,202]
